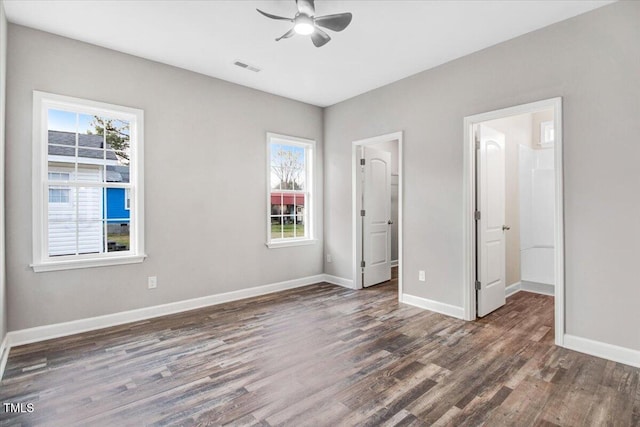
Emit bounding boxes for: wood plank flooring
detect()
[1,275,638,426]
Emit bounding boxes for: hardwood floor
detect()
[1,276,638,426]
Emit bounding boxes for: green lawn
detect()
[271,223,304,238]
[107,234,130,250]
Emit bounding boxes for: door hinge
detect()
[475,280,481,290]
[474,211,481,220]
[475,135,480,150]
[361,260,366,268]
[360,158,366,166]
[360,209,366,217]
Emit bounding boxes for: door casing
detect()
[352,131,403,295]
[462,98,565,346]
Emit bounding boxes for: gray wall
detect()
[0,1,6,342]
[6,25,324,331]
[324,1,640,351]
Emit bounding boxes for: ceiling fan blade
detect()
[256,9,293,21]
[276,28,296,41]
[314,13,352,32]
[296,0,315,16]
[310,27,331,48]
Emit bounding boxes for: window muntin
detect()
[32,92,145,271]
[267,134,314,246]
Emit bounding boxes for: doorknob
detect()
[502,225,511,231]
[388,220,394,225]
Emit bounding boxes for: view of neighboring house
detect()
[47,130,130,255]
[270,192,304,224]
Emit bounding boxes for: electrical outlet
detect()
[148,276,157,289]
[418,270,426,282]
[327,254,333,263]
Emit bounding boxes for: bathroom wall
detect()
[520,143,555,286]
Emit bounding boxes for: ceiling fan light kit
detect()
[294,15,315,35]
[257,0,353,47]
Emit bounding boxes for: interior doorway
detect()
[352,132,403,294]
[463,98,565,346]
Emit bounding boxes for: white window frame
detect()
[266,132,316,249]
[31,91,146,272]
[124,188,131,211]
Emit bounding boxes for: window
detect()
[32,91,145,272]
[48,172,71,204]
[540,120,555,147]
[266,133,315,248]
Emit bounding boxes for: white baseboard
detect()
[506,281,554,298]
[400,293,465,319]
[505,282,521,298]
[521,280,554,296]
[0,334,9,380]
[563,334,640,368]
[7,274,326,348]
[322,274,355,289]
[391,259,398,268]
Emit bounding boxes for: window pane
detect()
[282,221,295,238]
[270,192,284,215]
[48,109,77,133]
[78,114,105,154]
[270,144,305,191]
[48,186,77,219]
[271,217,283,240]
[75,163,103,182]
[48,184,77,257]
[78,220,103,254]
[77,186,103,222]
[106,160,130,183]
[107,220,130,252]
[48,187,70,204]
[105,187,131,224]
[48,162,73,180]
[270,144,282,190]
[77,146,105,161]
[48,222,77,257]
[294,193,305,238]
[106,122,130,164]
[48,144,75,157]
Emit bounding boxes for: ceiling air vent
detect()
[233,60,261,73]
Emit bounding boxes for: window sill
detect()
[266,239,317,249]
[31,254,147,272]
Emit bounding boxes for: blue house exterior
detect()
[106,188,129,221]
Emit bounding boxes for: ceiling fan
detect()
[257,0,353,48]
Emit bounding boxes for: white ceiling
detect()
[4,0,613,107]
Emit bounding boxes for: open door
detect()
[362,146,392,287]
[477,124,507,316]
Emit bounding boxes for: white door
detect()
[362,147,392,287]
[477,125,507,316]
